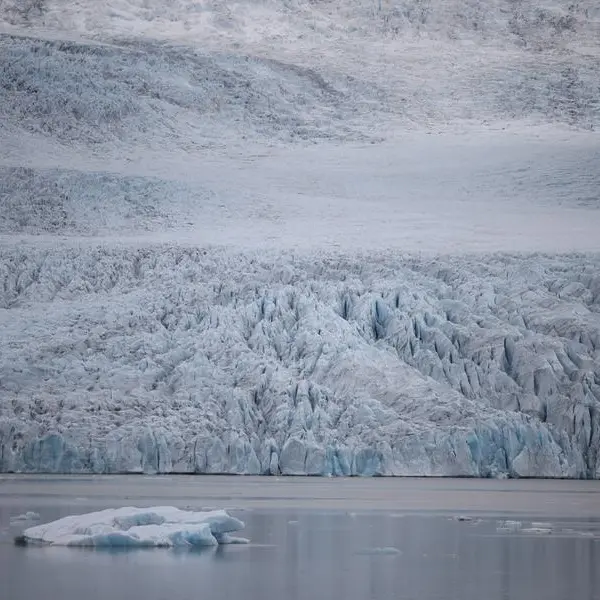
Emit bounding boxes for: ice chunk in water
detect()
[357,547,402,556]
[19,506,247,548]
[496,520,522,532]
[10,511,41,523]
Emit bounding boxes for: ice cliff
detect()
[1,248,599,478]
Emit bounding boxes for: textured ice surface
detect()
[1,248,599,478]
[0,167,211,234]
[1,1,599,157]
[1,1,599,478]
[0,33,387,148]
[20,506,247,547]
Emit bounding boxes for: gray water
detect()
[1,476,600,600]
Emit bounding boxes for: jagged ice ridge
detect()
[1,248,599,478]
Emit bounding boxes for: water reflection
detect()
[2,508,599,600]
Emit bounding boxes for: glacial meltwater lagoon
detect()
[1,476,599,600]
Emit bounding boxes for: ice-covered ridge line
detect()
[18,506,248,547]
[1,247,599,478]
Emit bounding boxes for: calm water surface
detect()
[1,476,599,600]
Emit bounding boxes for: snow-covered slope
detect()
[1,0,599,155]
[2,133,599,248]
[1,1,599,477]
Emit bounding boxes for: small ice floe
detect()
[496,520,522,533]
[357,547,402,556]
[287,520,299,525]
[561,528,596,538]
[521,527,552,535]
[520,522,553,535]
[531,522,553,529]
[15,506,248,548]
[454,515,479,523]
[10,512,41,523]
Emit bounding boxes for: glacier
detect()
[1,1,599,478]
[1,247,599,478]
[17,506,247,547]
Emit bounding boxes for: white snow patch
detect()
[20,506,247,548]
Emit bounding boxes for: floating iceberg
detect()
[18,507,248,548]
